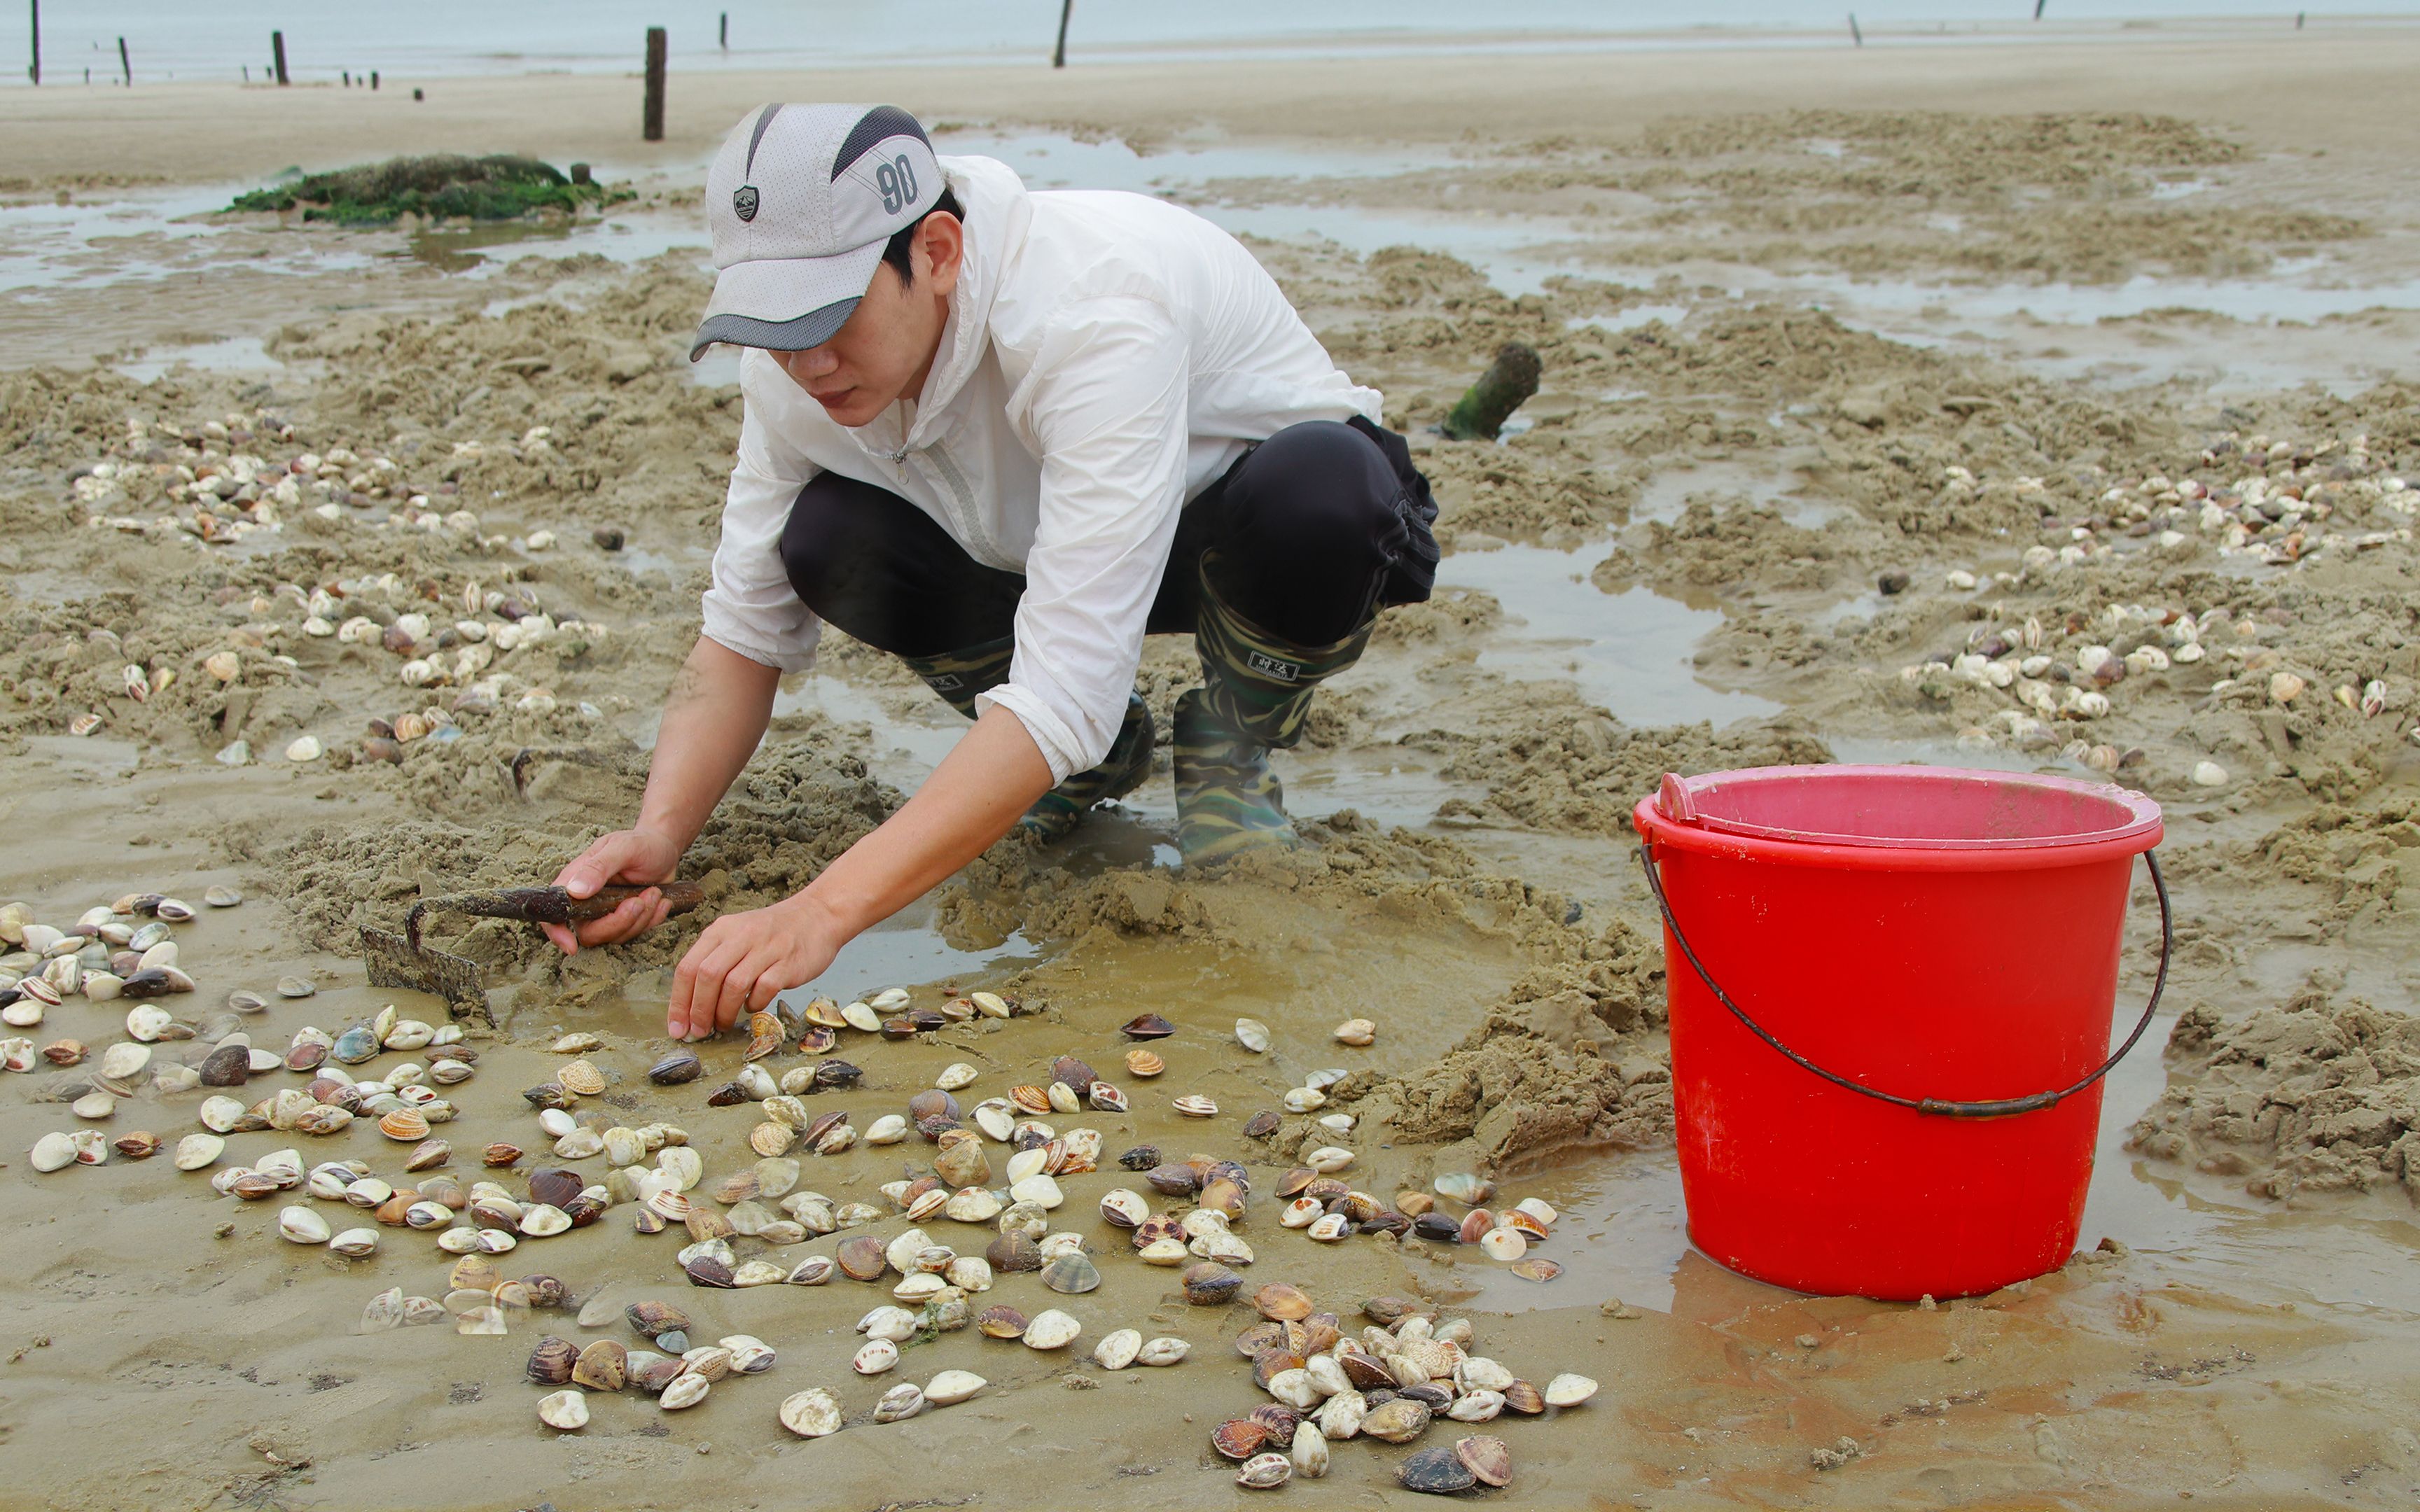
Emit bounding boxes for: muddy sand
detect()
[4,31,2420,1512]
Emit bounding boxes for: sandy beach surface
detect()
[4,24,2419,1511]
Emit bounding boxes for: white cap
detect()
[690,103,945,361]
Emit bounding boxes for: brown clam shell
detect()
[526,1336,577,1385]
[683,1255,736,1289]
[1145,1163,1201,1197]
[1342,1351,1398,1390]
[482,1142,524,1168]
[1456,1434,1512,1488]
[1010,1084,1052,1115]
[1123,1049,1164,1078]
[977,1304,1029,1338]
[519,1274,568,1308]
[987,1230,1043,1273]
[1252,1347,1305,1390]
[1049,1054,1097,1093]
[837,1236,888,1281]
[907,1089,960,1124]
[625,1301,690,1338]
[527,1169,583,1208]
[1397,1443,1473,1492]
[1252,1283,1313,1322]
[1211,1419,1268,1461]
[744,1011,784,1061]
[1120,1014,1176,1040]
[1458,1209,1495,1245]
[705,1081,749,1107]
[1243,1110,1281,1140]
[1182,1261,1242,1306]
[1500,1380,1546,1415]
[1249,1404,1300,1450]
[1234,1320,1285,1357]
[1275,1167,1317,1198]
[1199,1177,1246,1222]
[571,1339,627,1392]
[647,1051,702,1085]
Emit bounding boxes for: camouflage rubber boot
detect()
[898,637,1155,842]
[1174,571,1375,865]
[1019,694,1155,843]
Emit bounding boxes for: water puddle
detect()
[1437,544,1781,725]
[113,335,289,382]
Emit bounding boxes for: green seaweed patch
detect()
[228,154,626,225]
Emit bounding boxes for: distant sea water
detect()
[12,1,2420,85]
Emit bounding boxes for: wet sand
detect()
[4,29,2420,1512]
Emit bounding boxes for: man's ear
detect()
[917,212,964,298]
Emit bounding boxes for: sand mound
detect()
[2127,979,2420,1203]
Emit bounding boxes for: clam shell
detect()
[536,1390,588,1431]
[278,1205,331,1244]
[1479,1227,1527,1263]
[29,1131,78,1172]
[779,1387,844,1438]
[1042,1254,1101,1295]
[1022,1308,1081,1350]
[1234,1018,1271,1054]
[1398,1443,1475,1492]
[1183,1262,1243,1306]
[1543,1371,1598,1407]
[572,1339,628,1390]
[328,1227,380,1257]
[647,1051,702,1085]
[1137,1336,1191,1366]
[874,1381,926,1422]
[1319,1390,1368,1440]
[1362,1397,1434,1444]
[558,1059,606,1096]
[925,1368,985,1406]
[1171,1094,1218,1119]
[1213,1419,1269,1460]
[1448,1390,1505,1423]
[851,1338,900,1376]
[1291,1422,1330,1478]
[1456,1433,1512,1487]
[660,1372,711,1410]
[1237,1452,1292,1490]
[378,1109,429,1142]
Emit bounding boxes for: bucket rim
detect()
[1634,764,2162,867]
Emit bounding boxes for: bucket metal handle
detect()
[1636,844,2171,1119]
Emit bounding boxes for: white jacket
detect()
[700,154,1382,783]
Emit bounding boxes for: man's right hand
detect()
[543,827,685,954]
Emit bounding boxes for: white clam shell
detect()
[1291,1422,1330,1478]
[125,1005,174,1042]
[1136,1336,1191,1366]
[851,1338,900,1376]
[1268,1367,1323,1409]
[874,1382,926,1422]
[1306,1146,1355,1173]
[98,1042,151,1080]
[328,1227,380,1258]
[1093,1328,1141,1371]
[865,1114,909,1145]
[536,1390,588,1430]
[779,1387,844,1437]
[924,1368,986,1405]
[660,1372,711,1410]
[1022,1308,1082,1350]
[1234,1018,1271,1053]
[30,1131,78,1172]
[1008,1173,1064,1210]
[1543,1371,1599,1406]
[935,1062,978,1091]
[174,1133,225,1170]
[278,1205,332,1243]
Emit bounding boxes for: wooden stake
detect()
[718,11,728,50]
[117,34,128,85]
[1052,0,1071,68]
[27,0,38,86]
[1849,12,1862,46]
[2032,0,2045,18]
[272,29,288,85]
[642,26,667,142]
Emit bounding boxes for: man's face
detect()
[772,212,961,429]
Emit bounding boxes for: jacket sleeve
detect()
[978,297,1190,783]
[700,363,823,673]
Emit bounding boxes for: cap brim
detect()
[689,239,886,360]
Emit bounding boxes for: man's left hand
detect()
[665,895,842,1041]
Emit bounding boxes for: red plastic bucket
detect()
[1632,765,2166,1301]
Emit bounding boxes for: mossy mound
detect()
[229,155,619,225]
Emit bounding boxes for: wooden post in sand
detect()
[118,35,129,85]
[718,12,728,50]
[27,0,38,85]
[272,29,288,85]
[1848,12,1862,46]
[643,27,667,142]
[1052,0,1071,68]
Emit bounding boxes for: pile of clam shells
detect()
[1209,1285,1597,1492]
[361,1254,571,1336]
[524,1299,787,1425]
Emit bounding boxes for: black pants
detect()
[780,416,1438,658]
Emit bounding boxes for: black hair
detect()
[878,186,964,288]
